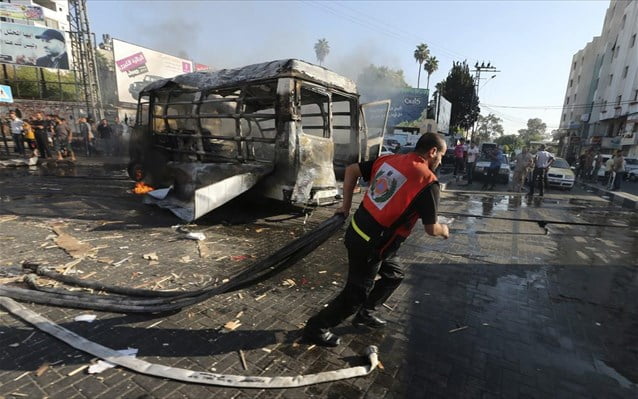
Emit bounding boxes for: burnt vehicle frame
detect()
[128,59,389,221]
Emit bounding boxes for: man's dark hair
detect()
[415,133,446,153]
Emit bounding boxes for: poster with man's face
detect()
[113,39,193,104]
[0,23,69,70]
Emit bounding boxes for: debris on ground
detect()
[88,348,138,374]
[223,320,242,331]
[143,252,159,261]
[74,314,96,323]
[449,326,468,333]
[238,350,248,370]
[51,225,92,258]
[197,241,210,258]
[282,279,296,287]
[35,363,49,377]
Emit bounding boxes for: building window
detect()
[621,14,626,29]
[573,62,577,70]
[574,94,577,103]
[617,95,622,106]
[577,75,581,83]
[609,74,613,85]
[623,66,629,78]
[634,89,638,101]
[562,113,566,122]
[566,97,570,105]
[631,34,636,48]
[569,79,573,88]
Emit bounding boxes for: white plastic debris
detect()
[74,314,96,323]
[88,348,138,374]
[147,186,173,200]
[185,232,206,241]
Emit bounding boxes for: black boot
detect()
[352,310,387,328]
[302,327,341,347]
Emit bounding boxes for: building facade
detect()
[560,0,638,158]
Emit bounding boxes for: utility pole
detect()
[68,0,103,121]
[471,61,500,143]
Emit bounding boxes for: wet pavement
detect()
[0,160,637,398]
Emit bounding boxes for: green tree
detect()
[5,65,79,101]
[413,43,430,89]
[495,134,524,151]
[437,61,479,131]
[356,64,409,92]
[475,113,504,143]
[314,38,330,66]
[423,56,438,92]
[517,118,547,143]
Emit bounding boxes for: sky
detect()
[86,0,611,135]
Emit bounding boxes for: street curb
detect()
[579,181,638,210]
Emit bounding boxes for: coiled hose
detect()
[0,214,345,313]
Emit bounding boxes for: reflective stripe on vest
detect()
[351,217,371,242]
[362,152,437,237]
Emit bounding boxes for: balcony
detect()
[621,133,638,146]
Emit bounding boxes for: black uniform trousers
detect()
[529,167,547,196]
[305,224,404,332]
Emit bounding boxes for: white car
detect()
[546,157,575,190]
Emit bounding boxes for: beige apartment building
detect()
[560,0,638,158]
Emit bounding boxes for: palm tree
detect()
[314,38,330,66]
[413,43,430,88]
[423,56,439,92]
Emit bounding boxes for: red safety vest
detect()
[361,152,438,241]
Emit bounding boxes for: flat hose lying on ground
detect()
[0,296,379,388]
[0,214,346,313]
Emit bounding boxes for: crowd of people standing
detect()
[4,110,129,160]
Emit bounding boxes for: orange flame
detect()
[133,182,154,195]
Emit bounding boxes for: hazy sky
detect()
[87,0,610,135]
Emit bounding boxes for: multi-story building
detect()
[560,0,638,158]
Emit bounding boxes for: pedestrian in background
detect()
[97,119,113,156]
[23,120,37,157]
[528,144,554,197]
[54,117,75,161]
[453,138,465,182]
[466,141,479,185]
[31,112,51,158]
[512,147,533,192]
[78,117,93,156]
[482,145,502,191]
[605,155,615,189]
[592,152,603,183]
[8,110,25,156]
[612,150,625,191]
[303,133,450,347]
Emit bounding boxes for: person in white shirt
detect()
[465,142,480,184]
[528,145,554,197]
[8,110,25,156]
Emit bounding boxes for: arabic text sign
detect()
[0,84,13,103]
[116,52,147,73]
[0,22,69,70]
[0,4,44,22]
[112,39,194,104]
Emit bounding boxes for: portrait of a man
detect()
[35,29,69,69]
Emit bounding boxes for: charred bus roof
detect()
[140,59,358,95]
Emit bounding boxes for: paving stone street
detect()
[0,160,637,398]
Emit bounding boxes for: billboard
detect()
[113,39,193,104]
[436,94,452,134]
[0,3,44,22]
[0,23,69,69]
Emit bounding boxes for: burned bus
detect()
[128,59,389,221]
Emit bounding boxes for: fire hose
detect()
[0,296,380,388]
[0,214,345,313]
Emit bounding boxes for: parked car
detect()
[474,153,510,184]
[624,157,638,178]
[627,169,638,182]
[546,157,575,190]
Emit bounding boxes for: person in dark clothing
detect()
[31,112,51,158]
[303,133,451,347]
[97,119,113,155]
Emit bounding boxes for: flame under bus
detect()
[128,59,389,221]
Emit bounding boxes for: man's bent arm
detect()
[336,163,363,217]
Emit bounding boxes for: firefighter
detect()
[303,133,450,347]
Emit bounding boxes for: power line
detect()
[483,99,638,110]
